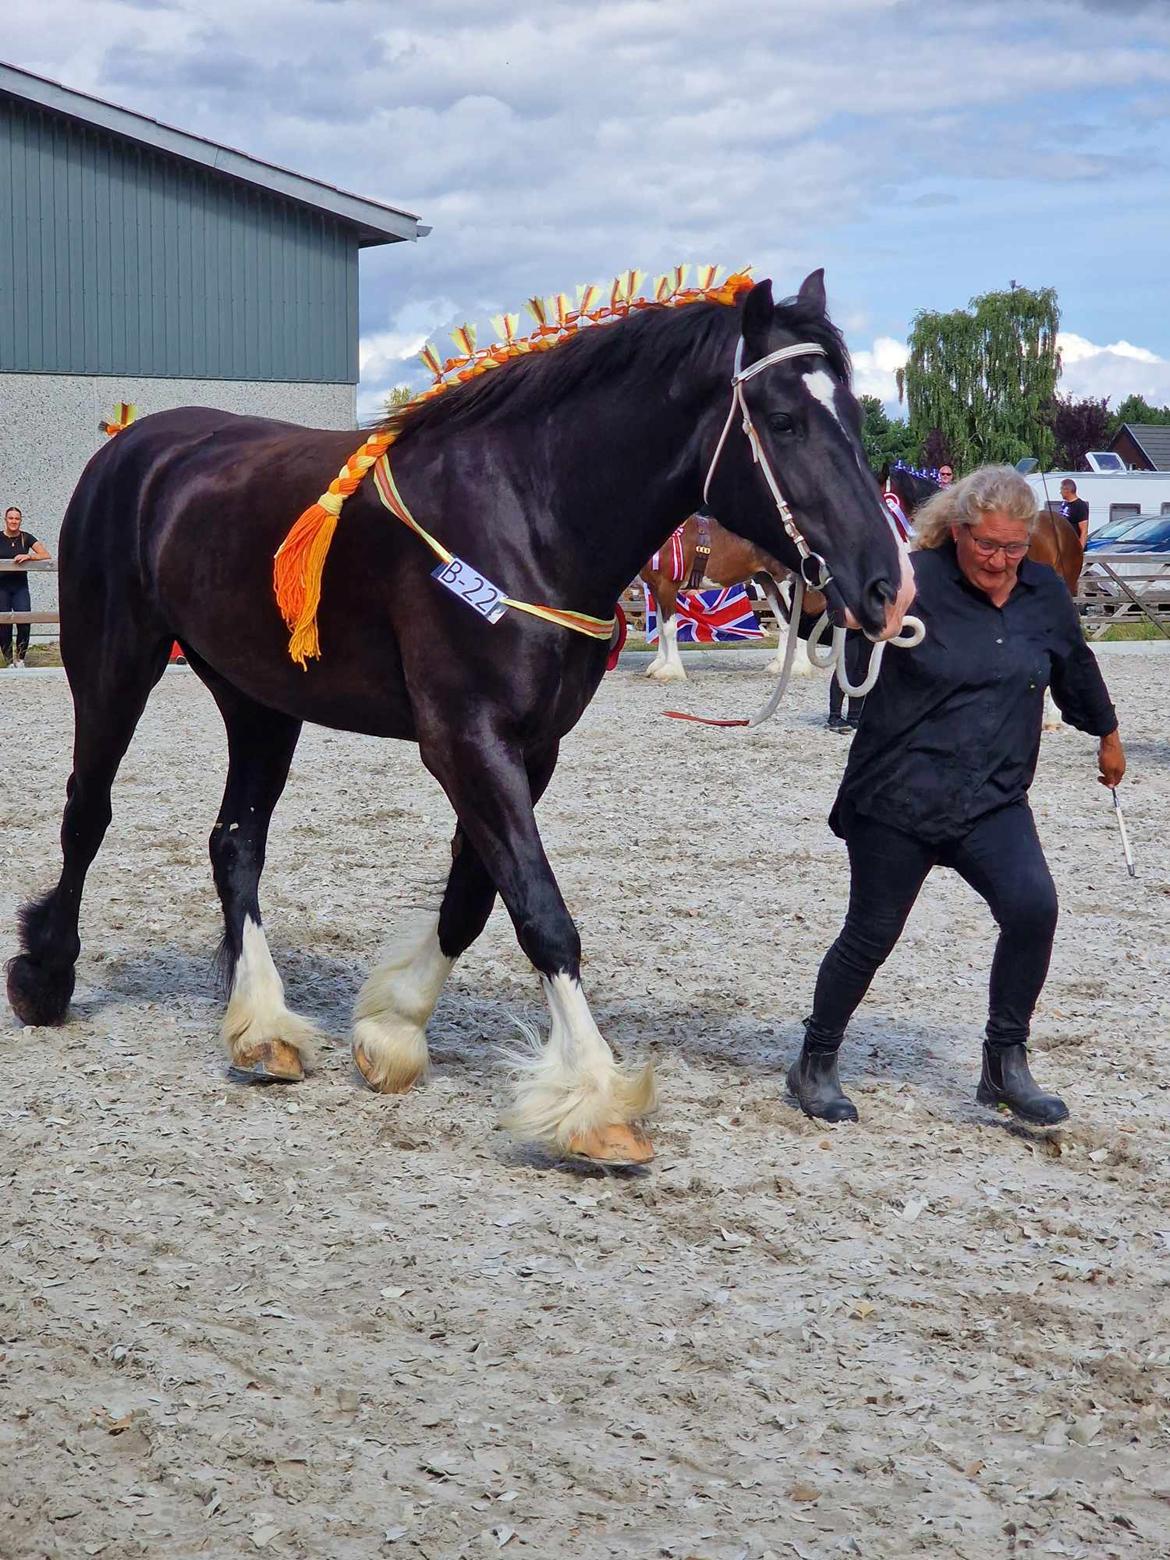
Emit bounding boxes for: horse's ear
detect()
[741,279,774,338]
[797,268,827,315]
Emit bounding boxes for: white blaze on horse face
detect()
[352,910,454,1092]
[802,369,844,430]
[223,916,315,1065]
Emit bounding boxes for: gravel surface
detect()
[1,653,1167,1558]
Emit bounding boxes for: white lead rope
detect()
[806,611,926,696]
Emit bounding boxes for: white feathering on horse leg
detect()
[650,613,687,682]
[769,636,818,679]
[1042,688,1065,733]
[223,916,316,1071]
[351,910,454,1092]
[503,974,656,1149]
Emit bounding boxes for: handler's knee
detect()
[838,907,907,972]
[996,874,1058,947]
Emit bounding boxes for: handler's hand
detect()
[1098,728,1126,788]
[13,554,29,564]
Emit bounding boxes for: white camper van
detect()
[1024,452,1170,536]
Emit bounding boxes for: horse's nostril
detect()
[868,576,897,608]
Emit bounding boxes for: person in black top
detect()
[0,506,51,668]
[788,466,1124,1127]
[1059,479,1089,547]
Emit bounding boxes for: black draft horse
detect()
[8,272,912,1166]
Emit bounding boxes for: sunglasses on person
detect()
[939,468,953,478]
[967,533,1028,560]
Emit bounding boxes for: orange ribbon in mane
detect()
[272,267,755,667]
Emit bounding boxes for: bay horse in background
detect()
[7,270,914,1168]
[638,462,924,684]
[639,513,815,682]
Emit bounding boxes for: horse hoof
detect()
[352,1042,417,1094]
[227,1039,305,1085]
[6,954,75,1027]
[565,1122,654,1167]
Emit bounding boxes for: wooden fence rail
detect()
[0,560,58,630]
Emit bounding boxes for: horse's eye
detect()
[769,413,795,434]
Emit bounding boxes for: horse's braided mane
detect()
[374,293,852,442]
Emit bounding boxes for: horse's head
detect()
[884,462,940,517]
[704,271,913,639]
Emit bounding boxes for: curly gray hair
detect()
[914,464,1038,549]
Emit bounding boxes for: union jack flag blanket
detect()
[644,583,765,645]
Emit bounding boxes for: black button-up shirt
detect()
[831,540,1117,843]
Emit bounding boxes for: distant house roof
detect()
[1111,423,1170,471]
[0,60,429,248]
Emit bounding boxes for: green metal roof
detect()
[0,60,429,247]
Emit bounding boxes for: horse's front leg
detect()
[424,729,655,1164]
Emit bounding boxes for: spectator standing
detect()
[0,506,51,668]
[938,464,955,488]
[1059,479,1089,547]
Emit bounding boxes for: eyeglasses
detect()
[939,469,953,478]
[967,533,1028,560]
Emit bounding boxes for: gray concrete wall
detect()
[0,372,356,626]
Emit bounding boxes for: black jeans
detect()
[827,631,872,723]
[0,578,31,659]
[807,803,1058,1053]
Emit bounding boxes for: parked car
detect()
[1081,512,1150,548]
[1084,514,1170,554]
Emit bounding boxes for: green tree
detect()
[858,395,917,471]
[905,285,1060,470]
[919,426,953,472]
[1108,393,1170,438]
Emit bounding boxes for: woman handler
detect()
[789,466,1125,1127]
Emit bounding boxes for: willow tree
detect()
[905,286,1060,470]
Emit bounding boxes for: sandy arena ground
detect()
[1,650,1168,1559]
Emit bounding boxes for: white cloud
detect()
[851,336,908,406]
[1056,332,1170,405]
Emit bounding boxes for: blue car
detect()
[1084,514,1170,553]
[1083,513,1149,547]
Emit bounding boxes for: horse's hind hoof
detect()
[6,955,74,1027]
[565,1122,654,1167]
[227,1039,305,1085]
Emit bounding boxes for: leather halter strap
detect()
[703,339,840,598]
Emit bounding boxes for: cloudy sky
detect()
[7,0,1170,418]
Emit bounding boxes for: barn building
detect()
[0,61,428,559]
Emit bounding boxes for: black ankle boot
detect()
[976,1042,1069,1126]
[786,1045,858,1123]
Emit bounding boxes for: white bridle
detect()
[703,338,836,594]
[681,334,925,727]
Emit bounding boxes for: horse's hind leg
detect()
[351,748,541,1093]
[199,676,314,1084]
[7,630,171,1025]
[351,824,486,1093]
